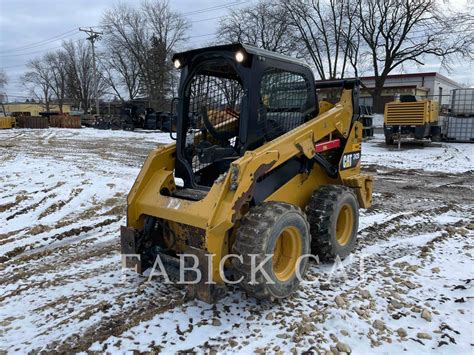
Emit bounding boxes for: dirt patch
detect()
[52,217,121,241]
[29,224,52,235]
[52,291,185,353]
[0,193,29,213]
[6,193,57,221]
[38,188,83,220]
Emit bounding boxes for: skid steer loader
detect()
[121,43,373,302]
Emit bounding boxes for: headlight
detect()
[235,51,245,63]
[174,59,181,69]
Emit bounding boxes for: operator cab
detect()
[172,43,317,190]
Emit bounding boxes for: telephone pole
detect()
[79,27,102,115]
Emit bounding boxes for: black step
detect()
[172,188,207,201]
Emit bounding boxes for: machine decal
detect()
[315,138,341,153]
[340,151,361,170]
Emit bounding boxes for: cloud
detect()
[1,0,472,98]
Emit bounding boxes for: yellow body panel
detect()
[126,88,373,283]
[384,100,439,126]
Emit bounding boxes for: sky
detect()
[0,0,472,101]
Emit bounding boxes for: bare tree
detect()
[22,58,53,112]
[0,69,8,116]
[218,0,297,54]
[45,50,69,113]
[102,0,189,109]
[99,43,141,102]
[62,39,105,112]
[283,0,359,80]
[356,0,474,112]
[0,69,7,90]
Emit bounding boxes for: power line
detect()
[89,0,251,29]
[1,64,27,69]
[182,0,250,15]
[2,6,231,53]
[0,36,82,57]
[190,15,225,24]
[0,29,78,53]
[0,1,250,59]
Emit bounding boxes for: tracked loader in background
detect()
[121,44,373,302]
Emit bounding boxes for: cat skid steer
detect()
[121,43,373,302]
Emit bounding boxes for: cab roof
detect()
[172,43,311,70]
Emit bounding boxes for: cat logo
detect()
[340,151,361,170]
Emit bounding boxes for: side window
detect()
[259,68,311,140]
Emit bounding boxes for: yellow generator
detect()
[121,44,373,302]
[384,96,440,145]
[0,116,15,129]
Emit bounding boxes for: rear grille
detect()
[385,102,426,125]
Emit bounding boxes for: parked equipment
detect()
[121,44,373,302]
[384,95,440,145]
[143,109,174,131]
[121,105,144,131]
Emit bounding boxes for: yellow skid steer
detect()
[121,44,373,302]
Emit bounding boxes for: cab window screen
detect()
[259,68,311,141]
[186,73,243,175]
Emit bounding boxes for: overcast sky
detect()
[0,0,472,101]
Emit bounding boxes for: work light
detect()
[235,51,245,63]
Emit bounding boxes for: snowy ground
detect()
[0,129,472,353]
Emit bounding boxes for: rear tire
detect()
[430,125,441,142]
[232,202,311,300]
[306,185,359,262]
[385,134,394,145]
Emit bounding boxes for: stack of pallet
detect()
[49,116,62,128]
[16,116,48,129]
[49,115,82,128]
[0,116,15,129]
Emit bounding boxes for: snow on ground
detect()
[363,134,473,173]
[0,128,472,353]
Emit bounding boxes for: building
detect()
[0,102,72,116]
[359,72,464,111]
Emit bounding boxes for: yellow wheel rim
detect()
[272,226,302,281]
[336,204,354,246]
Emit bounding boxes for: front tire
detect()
[306,186,359,262]
[232,202,311,300]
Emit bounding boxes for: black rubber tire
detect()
[306,185,359,262]
[232,202,311,300]
[385,134,394,145]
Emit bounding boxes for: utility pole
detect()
[79,27,102,115]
